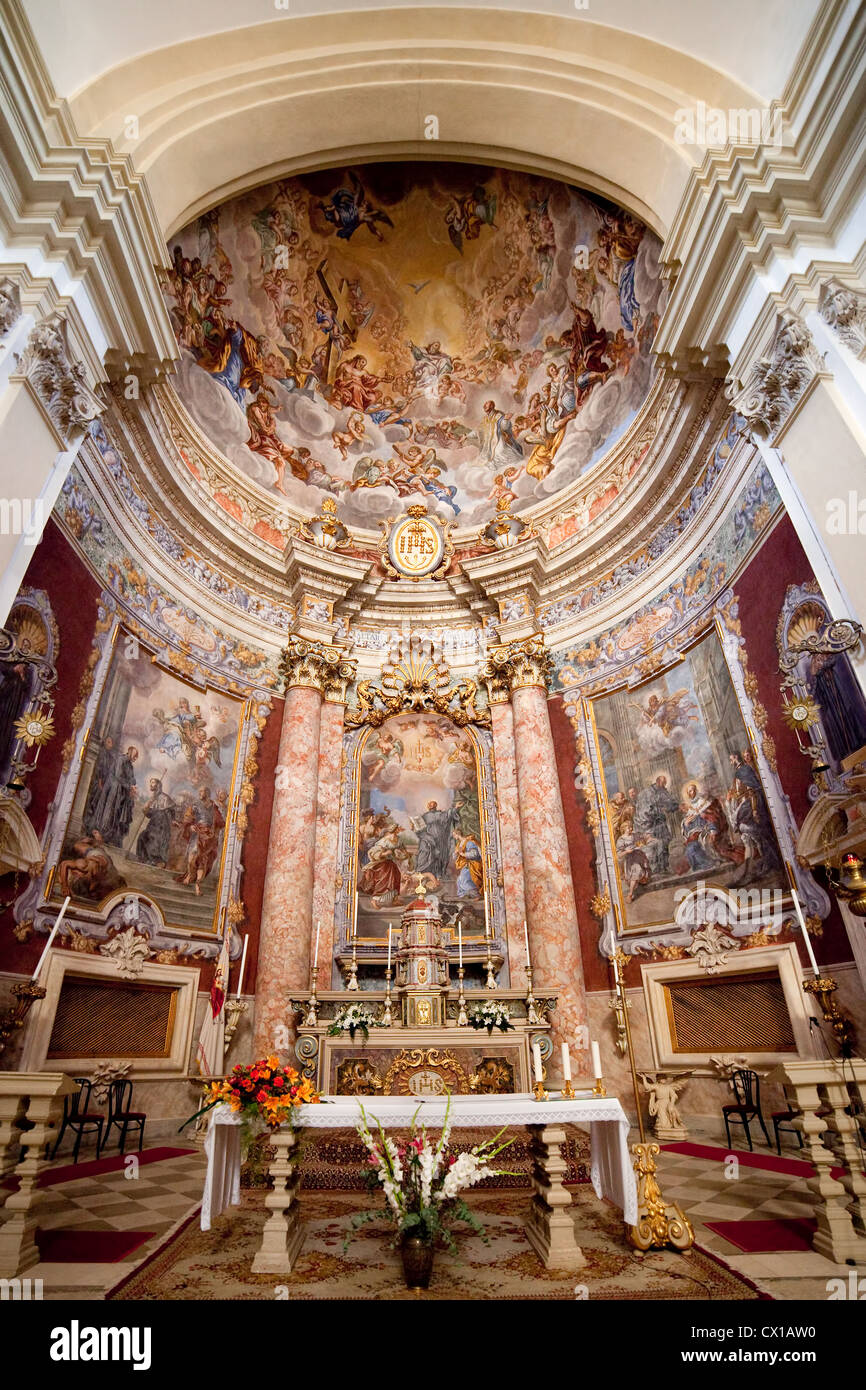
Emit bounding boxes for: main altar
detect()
[293,883,555,1097]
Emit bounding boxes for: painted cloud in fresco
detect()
[163,164,665,528]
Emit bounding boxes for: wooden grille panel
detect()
[47,976,177,1059]
[665,971,796,1053]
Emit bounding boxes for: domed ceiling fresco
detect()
[163,163,666,530]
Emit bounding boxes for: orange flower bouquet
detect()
[183,1055,322,1134]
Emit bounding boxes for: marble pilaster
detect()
[253,681,323,1057]
[488,635,588,1081]
[311,698,347,991]
[489,700,528,988]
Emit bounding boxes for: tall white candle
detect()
[484,891,490,938]
[313,920,320,970]
[591,1040,602,1080]
[523,918,530,968]
[353,892,358,939]
[532,1040,543,1084]
[32,896,69,982]
[236,933,249,998]
[458,916,463,968]
[561,1042,572,1081]
[387,923,392,973]
[791,889,820,978]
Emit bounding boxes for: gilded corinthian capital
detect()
[480,632,553,702]
[279,635,357,702]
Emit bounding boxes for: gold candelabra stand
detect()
[561,1079,576,1099]
[0,980,46,1059]
[456,965,468,1026]
[592,1076,607,1097]
[609,952,694,1254]
[533,1079,548,1102]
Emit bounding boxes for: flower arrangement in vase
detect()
[328,1002,381,1040]
[184,1055,322,1135]
[345,1095,515,1289]
[467,1000,514,1035]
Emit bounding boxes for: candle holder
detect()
[382,965,393,1027]
[302,979,319,1027]
[592,1076,607,1097]
[533,1079,548,1101]
[456,965,469,1026]
[803,975,857,1056]
[0,980,46,1058]
[224,998,248,1048]
[524,963,541,1025]
[484,940,497,991]
[561,1079,576,1099]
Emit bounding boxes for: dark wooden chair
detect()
[771,1107,805,1154]
[102,1079,146,1154]
[722,1068,772,1151]
[51,1077,105,1163]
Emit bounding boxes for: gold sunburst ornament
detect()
[781,697,820,732]
[13,710,56,748]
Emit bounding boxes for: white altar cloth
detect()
[201,1092,637,1231]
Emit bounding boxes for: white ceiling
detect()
[23,0,820,104]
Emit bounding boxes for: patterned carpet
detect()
[109,1188,763,1302]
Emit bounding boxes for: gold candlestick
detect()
[456,965,468,1026]
[592,1076,607,1097]
[302,979,319,1027]
[382,965,393,1027]
[524,962,541,1025]
[533,1079,548,1101]
[561,1079,576,1099]
[484,941,497,990]
[345,941,359,992]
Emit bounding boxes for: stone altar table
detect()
[202,1091,637,1275]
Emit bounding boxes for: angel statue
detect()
[639,1072,690,1137]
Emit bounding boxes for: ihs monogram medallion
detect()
[380,504,454,581]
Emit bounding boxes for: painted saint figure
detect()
[413,800,459,884]
[135,779,177,869]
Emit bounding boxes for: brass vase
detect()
[400,1233,435,1290]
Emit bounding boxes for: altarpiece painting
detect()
[51,634,245,933]
[351,712,488,943]
[590,627,787,931]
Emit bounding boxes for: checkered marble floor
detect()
[656,1134,862,1301]
[22,1144,206,1300]
[14,1128,862,1301]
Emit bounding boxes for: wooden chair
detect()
[102,1079,147,1154]
[771,1107,805,1154]
[722,1068,772,1151]
[51,1077,105,1163]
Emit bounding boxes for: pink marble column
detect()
[311,699,346,990]
[511,683,588,1081]
[253,683,323,1057]
[490,701,528,988]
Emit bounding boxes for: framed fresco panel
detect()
[589,626,787,931]
[50,631,245,934]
